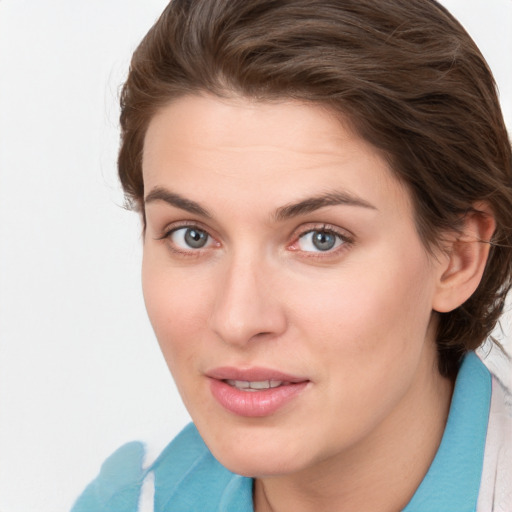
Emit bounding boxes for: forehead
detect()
[145,94,353,152]
[142,94,412,215]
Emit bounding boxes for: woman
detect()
[72,0,512,510]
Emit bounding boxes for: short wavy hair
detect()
[118,0,512,377]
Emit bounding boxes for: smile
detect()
[207,367,309,417]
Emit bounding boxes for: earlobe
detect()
[432,202,496,313]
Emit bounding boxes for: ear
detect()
[432,202,496,313]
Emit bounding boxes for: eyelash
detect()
[288,223,353,258]
[156,222,353,258]
[156,221,219,256]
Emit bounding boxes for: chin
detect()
[217,450,305,478]
[201,424,307,478]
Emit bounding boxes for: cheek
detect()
[141,251,212,367]
[290,247,436,363]
[290,253,436,439]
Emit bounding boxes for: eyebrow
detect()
[144,187,211,218]
[144,187,376,221]
[274,191,377,221]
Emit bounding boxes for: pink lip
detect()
[207,366,307,382]
[206,367,309,417]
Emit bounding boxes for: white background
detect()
[0,1,511,511]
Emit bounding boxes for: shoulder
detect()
[149,423,253,511]
[70,424,253,512]
[477,374,512,511]
[70,441,146,512]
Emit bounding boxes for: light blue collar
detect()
[403,352,491,512]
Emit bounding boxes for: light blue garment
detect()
[403,352,491,511]
[71,352,491,512]
[70,441,146,512]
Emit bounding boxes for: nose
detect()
[209,254,287,347]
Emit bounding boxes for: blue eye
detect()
[298,229,344,252]
[170,227,211,249]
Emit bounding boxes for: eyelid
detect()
[288,223,354,255]
[291,222,354,241]
[156,220,215,240]
[155,220,221,254]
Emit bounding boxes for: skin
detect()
[141,94,489,511]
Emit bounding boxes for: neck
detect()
[254,345,454,512]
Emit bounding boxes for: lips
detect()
[207,367,309,417]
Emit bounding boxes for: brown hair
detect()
[118,0,512,377]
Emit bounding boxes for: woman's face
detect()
[142,95,446,477]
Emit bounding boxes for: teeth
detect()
[226,379,284,391]
[230,380,250,389]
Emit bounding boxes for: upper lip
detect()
[206,366,309,383]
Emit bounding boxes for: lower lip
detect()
[209,379,309,417]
